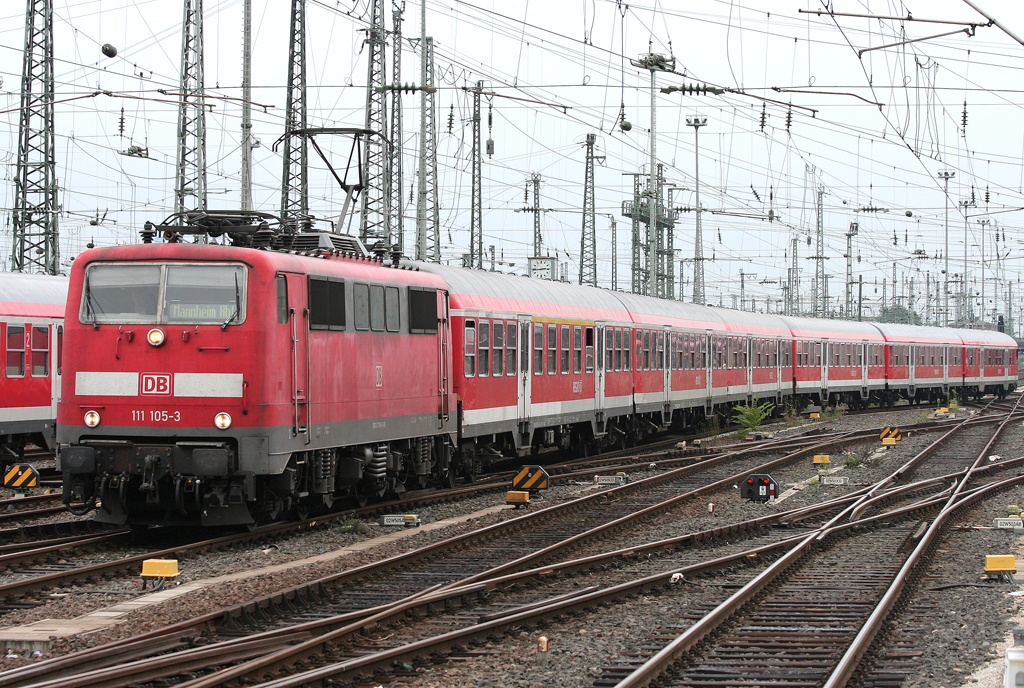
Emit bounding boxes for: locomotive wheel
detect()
[351,482,370,508]
[313,492,334,514]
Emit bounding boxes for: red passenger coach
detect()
[1,272,68,464]
[59,215,457,526]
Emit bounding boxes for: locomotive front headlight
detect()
[84,410,101,427]
[147,328,166,346]
[214,412,232,430]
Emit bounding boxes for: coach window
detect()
[560,325,570,373]
[385,287,400,332]
[641,331,650,370]
[605,328,614,370]
[657,332,665,370]
[56,325,63,376]
[635,331,643,370]
[548,325,557,374]
[572,326,582,373]
[5,324,24,377]
[408,288,438,334]
[31,326,48,377]
[615,328,623,371]
[464,321,476,376]
[507,323,517,375]
[585,327,594,373]
[276,276,288,324]
[369,285,385,332]
[492,322,504,375]
[354,283,370,331]
[478,321,490,377]
[533,324,544,375]
[618,327,626,370]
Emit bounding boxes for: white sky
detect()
[2,0,1024,323]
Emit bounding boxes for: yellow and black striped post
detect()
[3,463,40,489]
[880,427,902,444]
[512,465,550,492]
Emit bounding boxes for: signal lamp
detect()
[214,412,232,430]
[147,328,166,346]
[84,410,101,427]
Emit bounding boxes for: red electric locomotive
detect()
[59,213,458,526]
[1,272,67,466]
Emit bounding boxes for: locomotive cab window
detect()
[276,276,288,324]
[82,263,246,325]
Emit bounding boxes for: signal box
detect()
[741,474,778,502]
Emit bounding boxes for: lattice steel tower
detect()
[387,3,404,251]
[579,133,598,286]
[469,81,483,269]
[240,0,253,211]
[280,0,308,224]
[415,31,440,261]
[360,0,388,245]
[11,0,59,274]
[175,0,208,218]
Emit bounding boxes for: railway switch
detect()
[741,474,777,502]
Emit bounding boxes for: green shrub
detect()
[336,518,369,535]
[820,406,843,423]
[843,451,861,468]
[784,404,804,427]
[733,400,775,438]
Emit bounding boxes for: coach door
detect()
[439,292,451,427]
[284,273,310,442]
[861,341,869,394]
[745,336,753,401]
[517,316,532,442]
[821,339,829,393]
[705,331,714,408]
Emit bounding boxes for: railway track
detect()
[5,412,1012,688]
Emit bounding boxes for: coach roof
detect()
[0,272,69,318]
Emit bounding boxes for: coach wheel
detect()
[313,492,334,514]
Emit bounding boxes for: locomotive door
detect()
[439,291,451,426]
[283,272,310,442]
[517,316,532,440]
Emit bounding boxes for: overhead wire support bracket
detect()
[856,26,977,58]
[797,8,990,28]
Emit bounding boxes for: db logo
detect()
[375,365,383,389]
[141,373,172,395]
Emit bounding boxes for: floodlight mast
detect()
[686,114,707,305]
[938,169,955,325]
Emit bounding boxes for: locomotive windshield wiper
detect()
[221,271,240,330]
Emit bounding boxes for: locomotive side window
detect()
[533,323,543,375]
[408,288,438,333]
[277,276,288,324]
[478,321,490,377]
[385,287,400,332]
[492,322,504,376]
[464,320,476,376]
[5,324,24,377]
[561,325,571,374]
[506,322,517,375]
[309,276,346,331]
[369,285,385,332]
[31,326,48,377]
[353,284,370,330]
[547,324,557,374]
